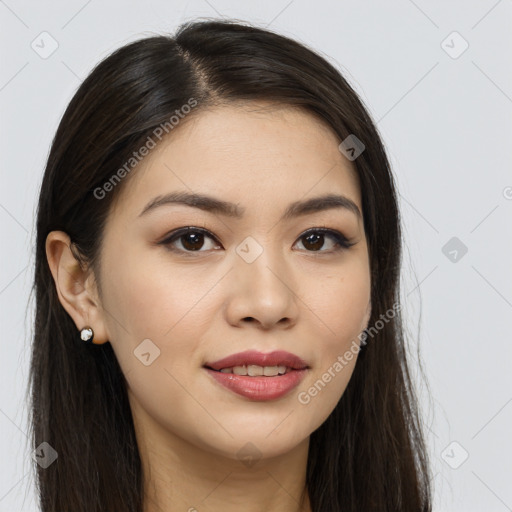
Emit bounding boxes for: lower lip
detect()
[204,368,308,401]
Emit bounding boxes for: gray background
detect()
[1,1,511,510]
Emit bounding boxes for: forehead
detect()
[110,102,362,221]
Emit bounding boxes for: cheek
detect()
[295,260,369,409]
[102,243,202,334]
[101,247,222,376]
[304,258,371,345]
[101,256,215,431]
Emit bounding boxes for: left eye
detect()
[159,227,353,254]
[295,228,353,252]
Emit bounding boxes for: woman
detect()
[30,18,432,511]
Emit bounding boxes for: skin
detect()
[46,102,372,512]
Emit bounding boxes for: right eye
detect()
[158,227,222,255]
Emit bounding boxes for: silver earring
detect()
[80,327,94,344]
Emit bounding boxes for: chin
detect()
[193,428,309,463]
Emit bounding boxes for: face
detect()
[94,102,371,460]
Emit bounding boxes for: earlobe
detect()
[45,231,109,345]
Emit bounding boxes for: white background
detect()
[1,1,511,510]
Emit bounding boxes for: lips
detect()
[203,350,310,400]
[204,350,309,372]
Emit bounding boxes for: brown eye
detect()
[159,226,354,256]
[294,229,353,253]
[160,227,221,254]
[180,231,206,251]
[301,232,325,251]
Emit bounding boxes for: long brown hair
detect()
[29,18,432,511]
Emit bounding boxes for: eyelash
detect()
[158,226,355,256]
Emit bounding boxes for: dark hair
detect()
[29,18,432,511]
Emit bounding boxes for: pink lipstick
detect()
[204,350,309,401]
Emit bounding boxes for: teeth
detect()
[248,365,263,376]
[264,366,279,376]
[218,365,289,376]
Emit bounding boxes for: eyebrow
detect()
[138,191,362,220]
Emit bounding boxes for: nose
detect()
[224,245,299,331]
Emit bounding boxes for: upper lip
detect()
[205,350,309,371]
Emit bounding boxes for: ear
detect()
[45,231,109,345]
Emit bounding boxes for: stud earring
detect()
[80,326,94,344]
